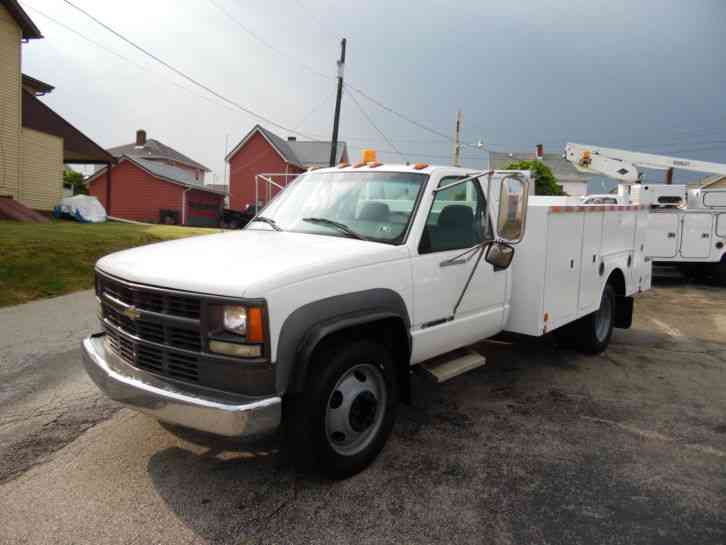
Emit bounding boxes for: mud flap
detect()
[614,296,634,329]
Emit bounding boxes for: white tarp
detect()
[54,195,107,223]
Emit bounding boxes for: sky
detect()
[18,0,726,191]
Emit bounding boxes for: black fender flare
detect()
[274,289,411,394]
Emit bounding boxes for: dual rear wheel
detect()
[555,283,615,354]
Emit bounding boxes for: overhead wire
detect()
[22,3,257,120]
[292,91,336,132]
[344,87,406,162]
[204,0,335,81]
[59,0,320,140]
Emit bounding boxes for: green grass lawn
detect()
[0,220,220,307]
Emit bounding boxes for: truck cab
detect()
[83,159,644,478]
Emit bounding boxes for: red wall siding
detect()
[228,132,303,211]
[88,160,223,225]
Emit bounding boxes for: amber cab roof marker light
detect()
[361,149,377,163]
[413,162,429,170]
[337,162,350,168]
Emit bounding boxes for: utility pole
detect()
[453,109,462,167]
[329,37,346,167]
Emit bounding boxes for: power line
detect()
[345,83,452,142]
[345,83,488,156]
[60,0,319,140]
[292,0,338,39]
[22,3,253,120]
[344,87,405,161]
[292,91,336,132]
[205,0,335,81]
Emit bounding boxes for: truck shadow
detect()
[144,325,726,544]
[146,444,299,544]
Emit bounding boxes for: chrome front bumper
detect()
[81,334,282,438]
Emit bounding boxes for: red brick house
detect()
[225,124,347,211]
[87,131,224,226]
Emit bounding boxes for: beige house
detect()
[0,0,112,217]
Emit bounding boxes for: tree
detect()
[63,169,87,195]
[504,159,564,196]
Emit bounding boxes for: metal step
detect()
[420,348,487,383]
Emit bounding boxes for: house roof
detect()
[1,0,42,39]
[22,74,54,95]
[21,89,115,164]
[226,124,347,168]
[489,151,591,184]
[86,156,226,196]
[108,139,211,172]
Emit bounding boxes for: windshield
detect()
[252,171,428,244]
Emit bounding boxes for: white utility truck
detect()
[82,156,651,478]
[566,143,726,284]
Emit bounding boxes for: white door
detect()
[681,214,712,258]
[648,213,679,258]
[544,212,584,325]
[579,211,604,312]
[410,175,506,363]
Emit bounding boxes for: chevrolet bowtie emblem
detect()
[123,306,141,320]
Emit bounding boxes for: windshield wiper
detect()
[302,217,366,240]
[250,216,282,231]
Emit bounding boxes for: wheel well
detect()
[306,317,412,404]
[607,268,626,296]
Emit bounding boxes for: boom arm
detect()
[565,142,726,183]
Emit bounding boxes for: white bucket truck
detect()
[566,143,726,284]
[82,154,651,478]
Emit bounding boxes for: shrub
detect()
[504,160,564,196]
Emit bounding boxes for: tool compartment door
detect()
[648,213,679,258]
[680,214,712,258]
[544,211,584,327]
[579,210,604,312]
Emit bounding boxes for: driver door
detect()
[410,175,508,363]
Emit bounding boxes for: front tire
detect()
[286,339,398,480]
[574,284,616,354]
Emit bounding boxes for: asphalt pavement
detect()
[1,280,725,544]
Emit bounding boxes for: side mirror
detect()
[496,174,528,244]
[485,241,514,270]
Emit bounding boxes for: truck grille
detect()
[99,274,201,319]
[98,273,203,383]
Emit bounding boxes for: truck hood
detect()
[96,229,408,297]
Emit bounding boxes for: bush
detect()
[504,160,564,196]
[63,170,87,195]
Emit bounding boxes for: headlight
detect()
[223,305,247,335]
[212,305,265,358]
[222,305,264,343]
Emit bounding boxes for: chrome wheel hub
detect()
[325,363,386,456]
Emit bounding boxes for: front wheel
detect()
[286,339,398,480]
[574,284,616,354]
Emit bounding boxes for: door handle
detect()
[440,258,468,267]
[667,232,676,238]
[702,233,710,238]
